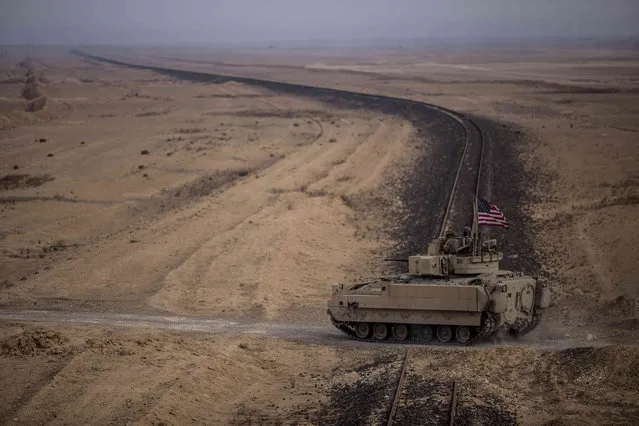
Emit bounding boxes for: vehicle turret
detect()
[407,232,503,277]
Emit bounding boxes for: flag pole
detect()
[472,197,479,256]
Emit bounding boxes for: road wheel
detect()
[420,325,434,342]
[455,326,471,344]
[373,323,389,340]
[393,324,409,341]
[436,325,452,343]
[355,322,371,339]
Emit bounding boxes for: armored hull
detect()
[328,271,549,344]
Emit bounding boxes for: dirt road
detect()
[0,309,611,352]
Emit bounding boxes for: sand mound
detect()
[165,170,251,199]
[0,174,55,191]
[144,169,252,213]
[25,95,47,112]
[20,58,47,101]
[21,73,42,100]
[0,103,70,130]
[1,329,72,357]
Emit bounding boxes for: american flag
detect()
[477,198,509,228]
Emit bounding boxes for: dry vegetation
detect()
[0,43,638,424]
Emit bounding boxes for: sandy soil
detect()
[1,44,638,424]
[0,54,417,325]
[0,324,384,424]
[1,324,636,425]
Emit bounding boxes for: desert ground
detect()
[0,41,638,425]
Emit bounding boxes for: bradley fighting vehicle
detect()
[327,228,550,345]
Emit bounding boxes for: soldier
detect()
[442,230,460,254]
[462,226,472,246]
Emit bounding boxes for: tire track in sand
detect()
[0,309,609,352]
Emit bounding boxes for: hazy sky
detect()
[1,0,638,45]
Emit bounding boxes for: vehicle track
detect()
[0,309,605,351]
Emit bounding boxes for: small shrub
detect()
[175,128,207,134]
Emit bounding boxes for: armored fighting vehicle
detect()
[327,230,550,345]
